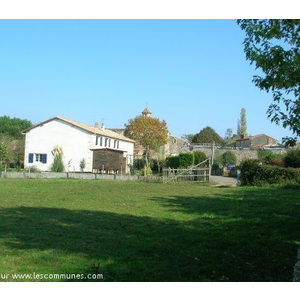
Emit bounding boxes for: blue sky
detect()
[0,19,292,141]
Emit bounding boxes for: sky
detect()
[0,19,293,141]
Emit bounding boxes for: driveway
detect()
[210,175,238,187]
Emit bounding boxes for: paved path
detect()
[210,176,238,187]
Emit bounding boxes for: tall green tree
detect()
[237,119,241,136]
[240,108,247,136]
[238,19,300,146]
[192,127,224,145]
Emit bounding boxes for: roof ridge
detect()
[23,116,135,143]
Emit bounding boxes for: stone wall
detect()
[0,171,138,181]
[191,147,286,165]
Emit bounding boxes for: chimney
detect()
[94,122,99,128]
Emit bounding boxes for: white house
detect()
[23,116,135,173]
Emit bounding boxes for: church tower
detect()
[141,107,152,117]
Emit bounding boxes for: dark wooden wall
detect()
[92,149,126,172]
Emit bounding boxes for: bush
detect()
[80,159,86,172]
[51,154,65,172]
[166,156,180,169]
[194,151,207,165]
[143,166,152,176]
[240,159,300,186]
[150,159,166,173]
[258,149,286,166]
[268,157,286,167]
[133,158,144,170]
[222,151,237,165]
[179,153,195,168]
[285,149,300,168]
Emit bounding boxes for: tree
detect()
[0,116,32,139]
[222,151,237,165]
[224,128,233,140]
[0,143,8,166]
[237,119,241,136]
[238,19,300,146]
[240,108,247,136]
[125,115,169,167]
[181,134,195,143]
[192,126,224,145]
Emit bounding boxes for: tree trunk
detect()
[145,145,150,168]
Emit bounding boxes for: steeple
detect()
[142,106,152,117]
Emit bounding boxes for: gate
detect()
[162,159,210,183]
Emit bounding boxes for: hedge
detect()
[240,159,300,186]
[166,156,180,169]
[194,151,207,165]
[179,153,195,168]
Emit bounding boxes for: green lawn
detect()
[0,179,299,282]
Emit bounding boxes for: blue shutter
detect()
[42,154,47,164]
[28,153,34,163]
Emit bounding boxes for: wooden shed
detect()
[92,148,126,173]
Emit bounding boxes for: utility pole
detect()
[211,141,215,166]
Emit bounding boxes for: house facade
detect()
[23,116,135,173]
[235,134,278,149]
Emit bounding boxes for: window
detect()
[117,140,119,149]
[34,154,47,164]
[108,139,111,147]
[114,140,117,148]
[35,154,43,162]
[105,138,108,147]
[96,136,99,145]
[100,137,103,146]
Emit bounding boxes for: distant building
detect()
[23,116,135,173]
[235,134,278,149]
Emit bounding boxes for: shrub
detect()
[133,158,144,170]
[285,149,300,168]
[80,159,86,172]
[166,156,180,169]
[240,159,300,186]
[268,157,286,167]
[143,166,152,176]
[258,149,286,166]
[194,151,207,165]
[222,151,237,165]
[51,154,65,172]
[179,153,195,168]
[150,159,166,173]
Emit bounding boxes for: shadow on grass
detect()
[0,188,300,281]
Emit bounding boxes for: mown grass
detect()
[0,179,299,282]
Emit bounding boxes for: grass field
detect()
[0,179,300,282]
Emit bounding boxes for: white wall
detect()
[24,119,135,173]
[24,120,93,172]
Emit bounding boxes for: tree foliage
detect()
[240,108,247,136]
[238,19,300,145]
[125,115,169,166]
[179,153,195,168]
[194,151,207,165]
[222,151,237,165]
[0,116,32,139]
[192,126,224,145]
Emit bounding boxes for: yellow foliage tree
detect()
[125,115,169,167]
